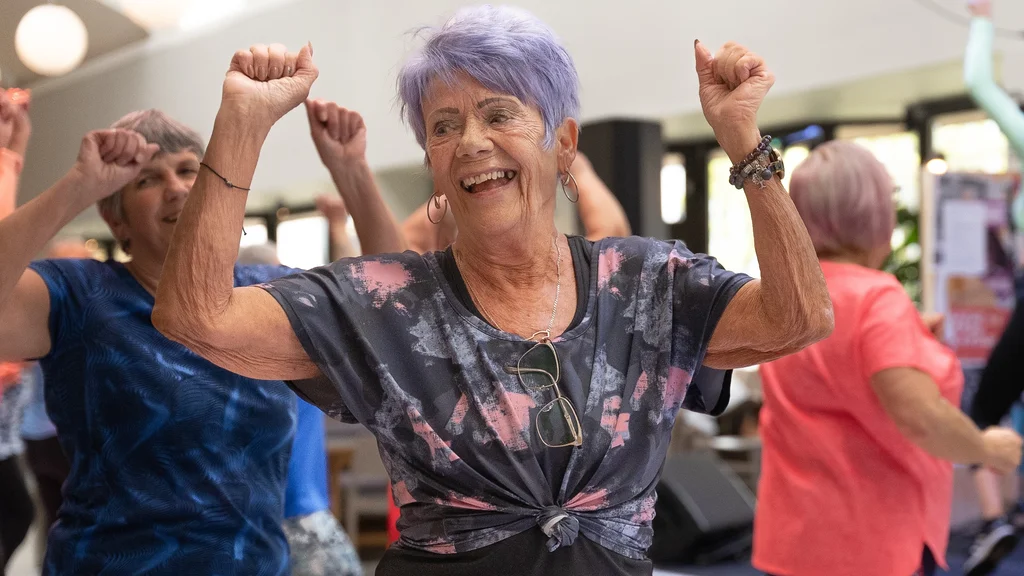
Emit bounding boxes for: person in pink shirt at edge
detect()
[754,140,1024,576]
[0,87,30,403]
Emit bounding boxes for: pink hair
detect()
[788,140,895,258]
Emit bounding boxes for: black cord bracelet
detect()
[199,162,251,192]
[198,162,249,235]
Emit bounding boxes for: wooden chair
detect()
[328,437,391,550]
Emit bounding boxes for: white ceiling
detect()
[663,58,987,142]
[0,0,263,89]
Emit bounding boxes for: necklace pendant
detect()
[530,330,552,343]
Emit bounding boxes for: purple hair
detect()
[397,5,580,150]
[789,141,896,258]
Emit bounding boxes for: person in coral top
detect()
[754,141,1023,576]
[0,88,30,401]
[0,86,34,569]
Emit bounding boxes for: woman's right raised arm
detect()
[0,129,157,361]
[152,44,323,381]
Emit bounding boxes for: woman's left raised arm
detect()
[692,41,833,369]
[152,43,321,381]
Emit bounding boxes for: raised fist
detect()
[968,0,992,17]
[695,40,774,143]
[305,99,367,173]
[222,43,318,129]
[3,89,32,157]
[0,90,26,152]
[70,129,159,204]
[982,426,1024,474]
[315,193,348,223]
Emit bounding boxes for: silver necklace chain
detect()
[459,235,562,339]
[545,236,561,337]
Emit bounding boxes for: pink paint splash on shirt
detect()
[610,413,630,449]
[630,495,656,523]
[598,247,626,292]
[348,260,412,309]
[664,366,692,409]
[631,371,650,409]
[447,493,498,511]
[566,488,611,511]
[600,396,622,432]
[392,481,415,506]
[450,394,469,427]
[422,538,457,554]
[667,249,695,276]
[477,383,536,451]
[407,405,459,463]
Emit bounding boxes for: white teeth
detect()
[461,170,515,190]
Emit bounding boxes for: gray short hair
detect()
[789,141,896,258]
[97,110,205,248]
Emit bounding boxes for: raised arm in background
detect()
[570,151,631,240]
[0,130,157,362]
[0,89,31,219]
[307,100,406,255]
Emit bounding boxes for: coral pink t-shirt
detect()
[754,261,963,576]
[0,149,23,402]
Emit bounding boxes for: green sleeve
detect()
[964,17,1024,161]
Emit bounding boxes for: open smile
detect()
[460,170,517,194]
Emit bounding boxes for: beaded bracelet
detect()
[730,137,785,189]
[728,135,772,188]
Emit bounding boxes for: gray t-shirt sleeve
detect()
[257,255,420,425]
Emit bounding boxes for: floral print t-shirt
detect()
[259,235,751,564]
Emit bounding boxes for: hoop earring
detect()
[560,171,579,203]
[426,194,449,224]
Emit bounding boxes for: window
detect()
[706,140,811,279]
[707,149,760,278]
[276,213,328,269]
[836,124,921,209]
[780,145,810,191]
[239,218,269,248]
[661,153,687,225]
[931,110,1010,175]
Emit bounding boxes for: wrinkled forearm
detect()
[746,179,834,346]
[708,128,833,360]
[153,110,268,340]
[328,161,406,254]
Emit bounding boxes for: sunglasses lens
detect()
[537,397,582,447]
[518,343,558,389]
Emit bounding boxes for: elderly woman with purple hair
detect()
[754,141,1023,576]
[153,6,832,574]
